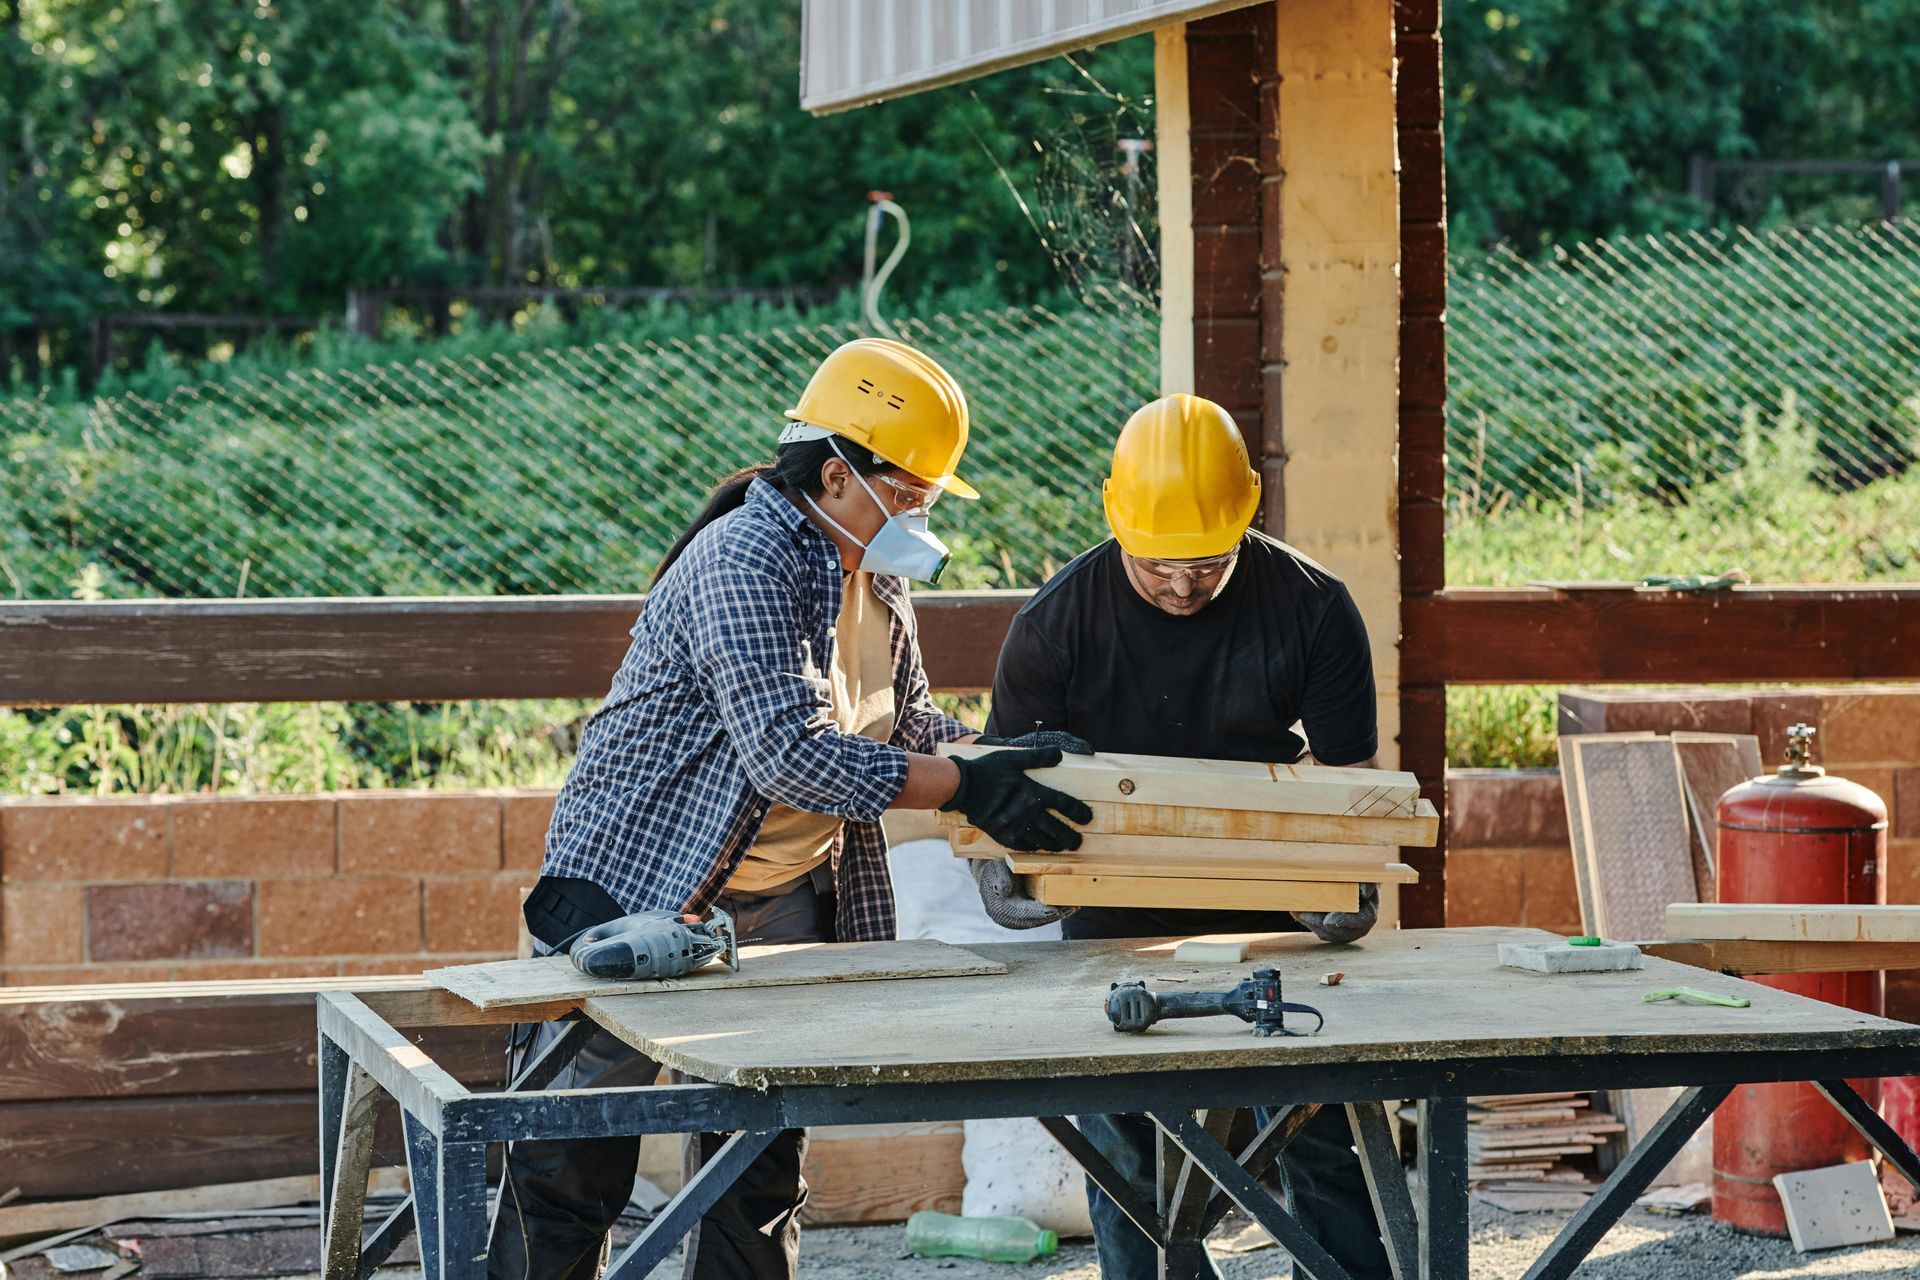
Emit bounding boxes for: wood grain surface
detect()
[581,927,1920,1089]
[938,798,1440,846]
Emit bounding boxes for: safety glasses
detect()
[876,473,942,515]
[1132,548,1239,585]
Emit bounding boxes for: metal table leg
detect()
[1349,1102,1419,1280]
[1815,1078,1920,1191]
[319,1037,379,1280]
[601,1130,780,1280]
[403,1112,490,1280]
[1416,1096,1468,1279]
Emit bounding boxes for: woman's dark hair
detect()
[651,436,895,584]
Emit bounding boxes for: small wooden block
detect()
[1174,938,1251,963]
[1772,1161,1895,1252]
[1022,874,1359,913]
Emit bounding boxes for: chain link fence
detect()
[1448,222,1920,584]
[0,301,1158,599]
[5,223,1919,600]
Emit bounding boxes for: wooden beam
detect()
[1641,939,1920,976]
[1005,853,1423,885]
[1403,587,1920,683]
[0,591,1026,705]
[1156,24,1195,396]
[940,798,1440,846]
[1663,904,1920,945]
[1024,872,1360,912]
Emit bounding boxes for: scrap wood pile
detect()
[939,745,1438,913]
[1466,1093,1625,1203]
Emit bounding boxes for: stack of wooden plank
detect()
[937,744,1437,912]
[1466,1092,1625,1197]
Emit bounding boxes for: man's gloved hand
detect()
[972,729,1096,756]
[969,856,1075,929]
[1292,883,1380,945]
[939,745,1093,852]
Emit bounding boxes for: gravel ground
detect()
[775,1205,1920,1279]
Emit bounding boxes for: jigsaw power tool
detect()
[1106,967,1324,1037]
[567,908,739,981]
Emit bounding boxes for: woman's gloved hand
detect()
[969,856,1075,929]
[972,729,1096,756]
[1292,882,1380,944]
[939,745,1093,852]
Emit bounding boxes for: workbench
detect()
[315,926,1920,1280]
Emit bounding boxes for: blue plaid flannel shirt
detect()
[542,477,972,942]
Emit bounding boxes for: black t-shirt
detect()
[986,532,1377,766]
[985,532,1378,939]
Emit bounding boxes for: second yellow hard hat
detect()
[1102,394,1261,558]
[784,338,979,499]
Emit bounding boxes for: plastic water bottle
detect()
[905,1210,1059,1263]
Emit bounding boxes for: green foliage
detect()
[1447,686,1560,770]
[1444,0,1920,251]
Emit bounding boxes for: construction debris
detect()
[1458,1093,1626,1205]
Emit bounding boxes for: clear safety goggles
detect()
[1132,548,1240,586]
[875,473,942,515]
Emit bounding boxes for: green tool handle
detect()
[1644,986,1751,1008]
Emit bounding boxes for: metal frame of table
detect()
[316,983,1920,1280]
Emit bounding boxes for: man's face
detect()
[1121,547,1240,616]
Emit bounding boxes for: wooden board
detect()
[579,926,1920,1090]
[427,939,1006,1010]
[1663,904,1920,945]
[950,824,1411,871]
[1641,938,1920,975]
[1022,874,1360,913]
[937,743,1420,817]
[1556,732,1655,932]
[1671,732,1764,902]
[1567,736,1697,939]
[939,798,1439,847]
[1005,854,1421,886]
[799,1123,965,1226]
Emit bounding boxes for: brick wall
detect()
[0,789,555,985]
[1448,685,1920,1022]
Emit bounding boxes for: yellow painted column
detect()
[1273,0,1402,771]
[1155,24,1195,396]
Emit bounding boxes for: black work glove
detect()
[1293,883,1381,944]
[940,746,1094,852]
[969,856,1075,929]
[972,729,1096,756]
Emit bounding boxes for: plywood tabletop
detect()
[580,926,1920,1090]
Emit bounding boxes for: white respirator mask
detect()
[794,434,952,584]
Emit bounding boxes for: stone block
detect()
[87,881,253,962]
[1446,769,1567,847]
[169,958,340,981]
[172,796,336,878]
[1557,688,1752,737]
[1,884,85,965]
[1886,839,1920,905]
[338,793,501,876]
[0,798,169,883]
[2,963,170,986]
[502,791,557,872]
[1897,769,1920,839]
[1444,848,1524,927]
[258,875,419,957]
[1821,688,1920,765]
[424,873,532,954]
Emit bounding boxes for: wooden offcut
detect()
[1004,853,1421,886]
[426,939,1007,1010]
[937,744,1420,817]
[1642,938,1920,975]
[1663,904,1920,945]
[939,798,1438,846]
[1671,731,1764,902]
[1018,873,1360,913]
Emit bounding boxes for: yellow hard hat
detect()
[783,338,979,499]
[1102,394,1261,558]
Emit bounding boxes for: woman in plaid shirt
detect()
[489,339,1092,1280]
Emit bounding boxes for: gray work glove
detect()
[973,729,1096,755]
[1292,882,1380,945]
[969,855,1076,929]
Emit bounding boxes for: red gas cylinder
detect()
[1711,724,1886,1236]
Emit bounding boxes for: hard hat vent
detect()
[854,377,906,410]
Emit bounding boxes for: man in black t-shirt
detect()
[981,394,1390,1280]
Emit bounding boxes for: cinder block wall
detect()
[1448,685,1920,1023]
[0,790,555,985]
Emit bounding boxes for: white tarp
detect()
[801,0,1261,112]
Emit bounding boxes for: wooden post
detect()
[1395,0,1450,926]
[1154,26,1195,396]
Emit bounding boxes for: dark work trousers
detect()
[486,875,829,1280]
[1064,905,1392,1280]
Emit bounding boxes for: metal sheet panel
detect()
[801,0,1263,113]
